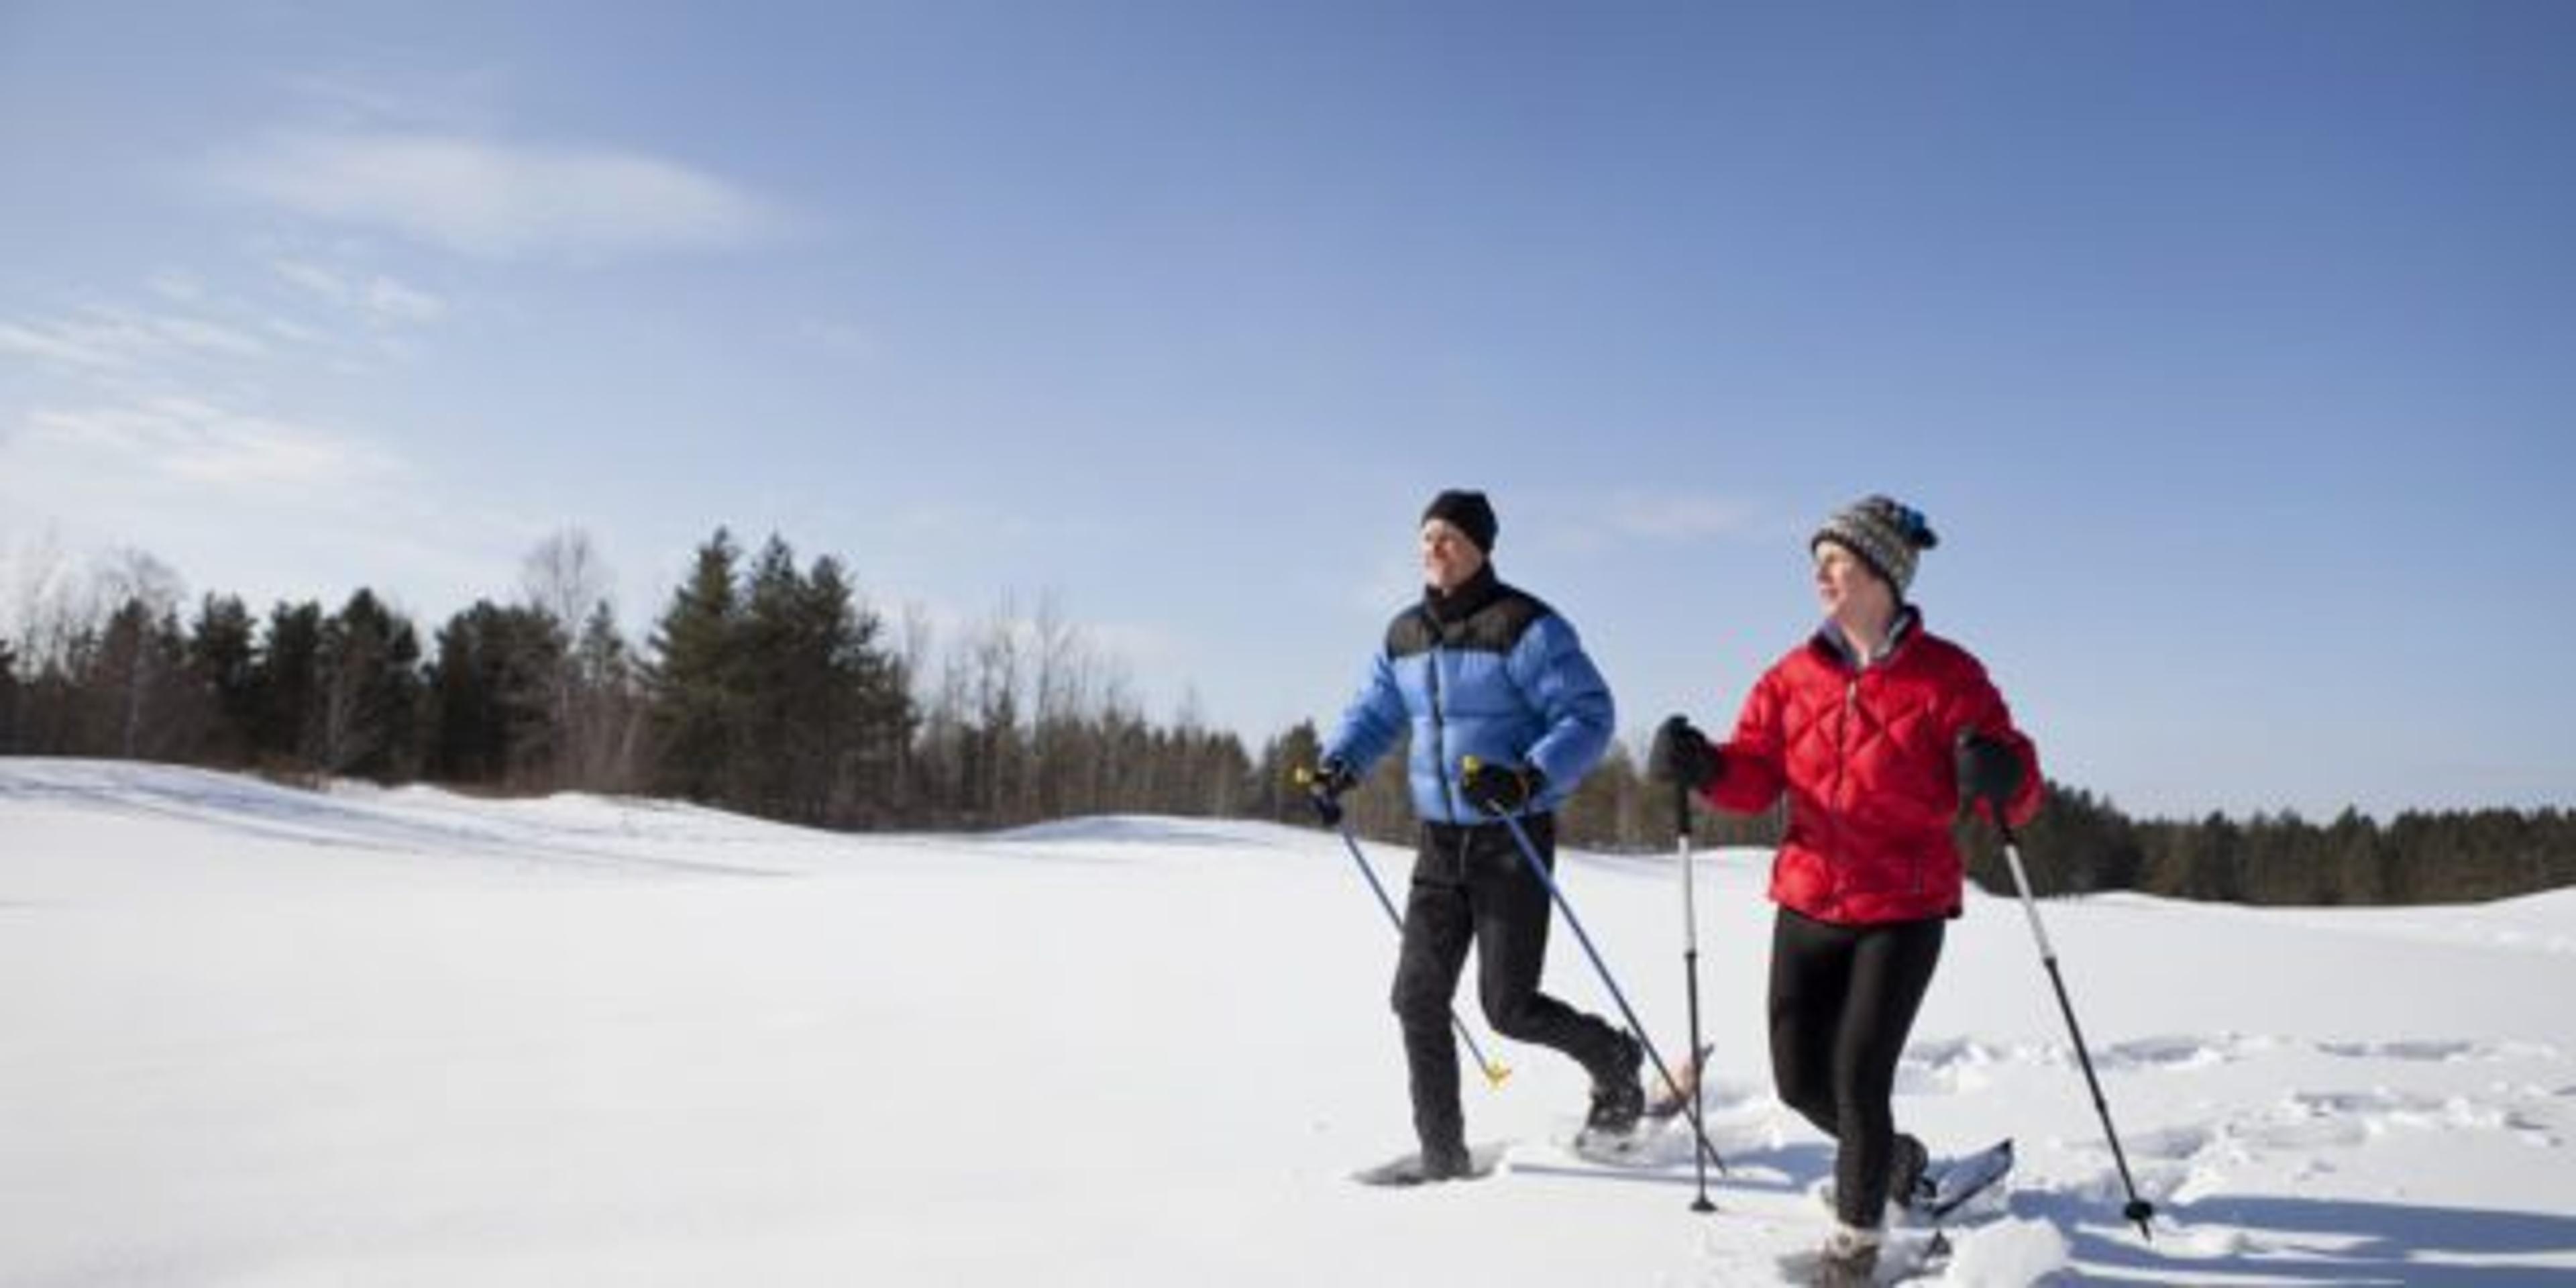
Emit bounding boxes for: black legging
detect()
[1768,906,1945,1228]
[1389,814,1628,1152]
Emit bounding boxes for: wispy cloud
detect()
[365,276,447,323]
[13,398,404,492]
[278,66,513,136]
[271,258,448,325]
[205,129,788,261]
[0,307,270,371]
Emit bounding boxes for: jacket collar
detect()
[1813,604,1923,671]
[1423,564,1503,625]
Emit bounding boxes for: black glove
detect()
[1647,714,1721,788]
[1301,759,1359,826]
[1460,760,1543,816]
[1955,732,2023,812]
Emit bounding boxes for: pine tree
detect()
[255,601,325,768]
[647,529,743,804]
[427,601,566,785]
[731,535,810,818]
[314,589,423,781]
[564,600,644,791]
[1251,720,1325,824]
[188,594,260,766]
[803,553,911,826]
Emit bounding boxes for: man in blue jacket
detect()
[1311,488,1637,1181]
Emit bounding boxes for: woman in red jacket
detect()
[1652,495,2041,1285]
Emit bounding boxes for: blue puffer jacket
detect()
[1322,568,1615,824]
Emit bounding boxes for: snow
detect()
[4,757,2573,1285]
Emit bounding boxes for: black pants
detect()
[1768,906,1945,1228]
[1391,814,1627,1152]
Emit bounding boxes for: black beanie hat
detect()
[1420,489,1498,554]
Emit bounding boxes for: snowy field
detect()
[4,758,2573,1285]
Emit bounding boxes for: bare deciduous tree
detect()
[520,528,613,629]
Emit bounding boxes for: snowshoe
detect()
[1350,1140,1505,1187]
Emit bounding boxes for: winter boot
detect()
[1585,1030,1646,1134]
[1819,1132,1935,1219]
[1890,1132,1932,1211]
[1419,1137,1477,1181]
[1809,1222,1881,1287]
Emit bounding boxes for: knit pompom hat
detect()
[1812,495,1939,597]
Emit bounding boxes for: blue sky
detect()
[3,3,2570,819]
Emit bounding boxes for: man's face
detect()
[1420,519,1486,593]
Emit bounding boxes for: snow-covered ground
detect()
[4,757,2571,1285]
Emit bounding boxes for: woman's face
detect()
[1420,520,1486,593]
[1813,541,1893,623]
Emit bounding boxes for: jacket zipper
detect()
[1831,674,1857,906]
[1424,610,1456,824]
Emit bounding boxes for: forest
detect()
[6,529,2567,907]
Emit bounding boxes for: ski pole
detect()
[1676,777,1717,1214]
[1295,768,1511,1088]
[1997,818,2156,1240]
[1464,757,1728,1177]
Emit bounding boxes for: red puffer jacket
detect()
[1703,613,2041,925]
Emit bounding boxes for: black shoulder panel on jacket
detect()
[1385,583,1554,659]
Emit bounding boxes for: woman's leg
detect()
[1767,906,1855,1140]
[1825,918,1945,1227]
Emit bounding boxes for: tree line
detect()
[1243,729,2573,906]
[1966,783,2576,906]
[0,528,1248,828]
[2,531,2567,904]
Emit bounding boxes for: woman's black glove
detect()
[1647,714,1721,789]
[1955,733,2023,812]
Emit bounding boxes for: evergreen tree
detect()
[255,600,325,767]
[1250,720,1326,824]
[805,553,912,825]
[729,542,912,824]
[1964,782,2146,898]
[427,600,566,785]
[731,535,812,817]
[313,589,423,780]
[564,600,645,791]
[187,594,260,765]
[647,529,743,803]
